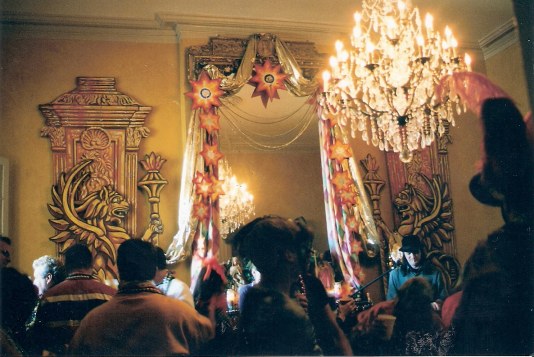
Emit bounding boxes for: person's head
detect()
[394,277,435,332]
[32,255,65,296]
[64,244,93,274]
[234,215,302,280]
[470,98,533,222]
[117,239,157,282]
[399,235,424,269]
[0,236,12,268]
[153,246,168,284]
[293,216,315,274]
[1,267,38,343]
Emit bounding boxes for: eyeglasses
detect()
[1,250,10,258]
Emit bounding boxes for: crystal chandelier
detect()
[219,161,255,239]
[319,0,471,162]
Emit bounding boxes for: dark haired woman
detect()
[232,215,322,356]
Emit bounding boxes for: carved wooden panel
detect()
[186,34,327,81]
[40,77,152,236]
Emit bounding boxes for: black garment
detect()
[291,274,343,356]
[237,286,321,356]
[450,223,533,355]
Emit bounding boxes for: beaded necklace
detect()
[118,281,163,295]
[66,273,95,280]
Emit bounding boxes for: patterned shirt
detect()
[30,274,116,354]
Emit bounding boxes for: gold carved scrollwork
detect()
[40,126,66,148]
[186,34,326,81]
[48,160,163,281]
[126,127,150,148]
[361,153,461,293]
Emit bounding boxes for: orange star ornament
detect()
[328,142,352,163]
[337,188,357,205]
[193,201,210,222]
[209,175,225,201]
[200,144,224,167]
[332,171,352,191]
[199,110,221,134]
[195,176,213,199]
[249,60,288,107]
[185,71,224,112]
[346,215,360,233]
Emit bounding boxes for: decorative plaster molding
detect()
[479,18,518,60]
[1,10,349,45]
[0,11,177,43]
[156,13,348,45]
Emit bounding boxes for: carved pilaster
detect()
[40,77,152,236]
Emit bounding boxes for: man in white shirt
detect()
[153,246,195,308]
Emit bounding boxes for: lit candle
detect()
[322,70,331,92]
[416,35,424,57]
[450,36,458,57]
[398,1,406,19]
[366,41,375,63]
[335,40,344,60]
[464,53,472,71]
[425,13,433,36]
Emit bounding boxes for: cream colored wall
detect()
[485,43,530,114]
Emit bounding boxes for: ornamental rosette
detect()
[185,71,224,112]
[249,60,287,107]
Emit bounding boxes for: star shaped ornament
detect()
[328,142,352,163]
[195,177,213,200]
[345,215,360,232]
[199,110,221,134]
[193,201,210,222]
[332,171,352,191]
[337,188,357,205]
[200,144,224,167]
[185,71,224,112]
[209,175,225,201]
[249,60,288,107]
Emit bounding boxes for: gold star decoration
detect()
[199,110,221,134]
[337,189,357,205]
[332,171,353,191]
[249,60,288,108]
[350,238,364,256]
[209,175,225,201]
[345,215,360,232]
[195,176,212,200]
[185,71,224,112]
[192,201,210,222]
[328,142,352,163]
[200,144,224,167]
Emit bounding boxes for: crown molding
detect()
[0,11,350,46]
[1,10,485,50]
[0,11,177,43]
[478,18,518,60]
[156,13,349,45]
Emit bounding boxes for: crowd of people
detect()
[1,91,532,355]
